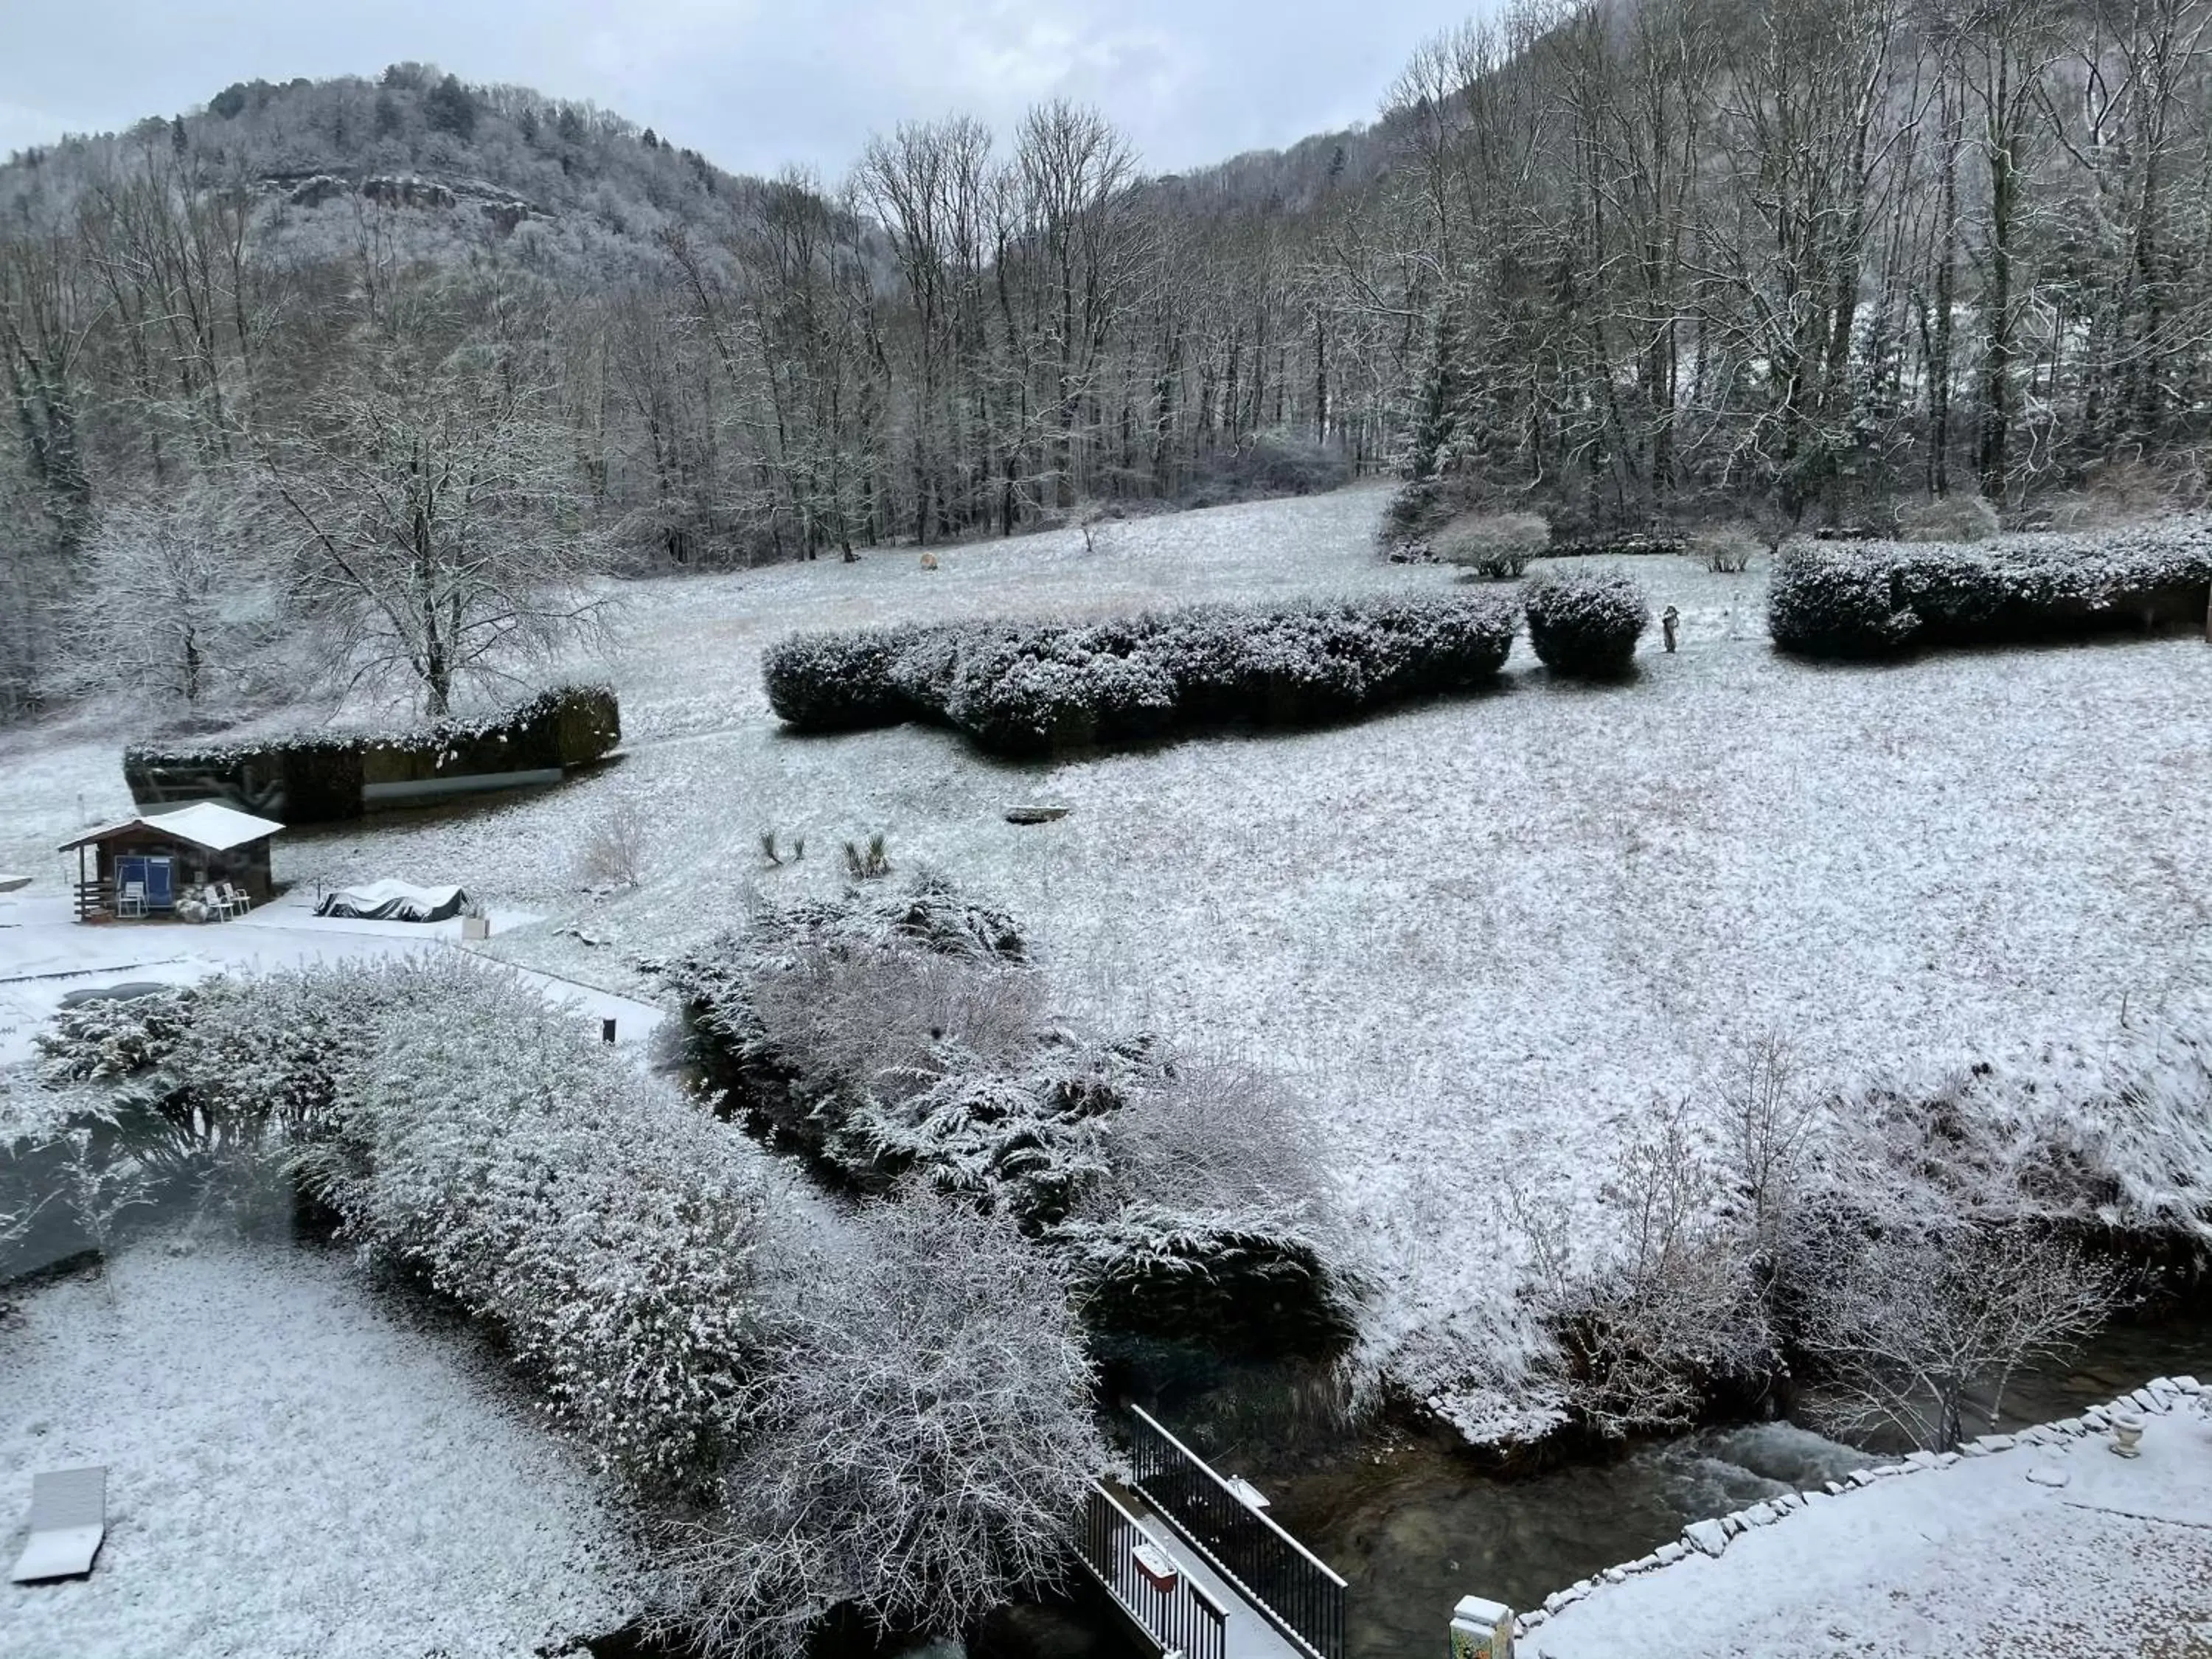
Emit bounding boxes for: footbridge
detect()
[1077,1405,1347,1659]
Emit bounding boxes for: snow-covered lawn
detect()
[1529,1383,2212,1658]
[6,484,2210,1432]
[0,1239,638,1659]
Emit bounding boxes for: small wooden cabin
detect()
[59,804,283,921]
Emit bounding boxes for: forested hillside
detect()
[6,0,2212,724]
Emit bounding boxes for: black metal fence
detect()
[1079,1481,1228,1659]
[1127,1405,1347,1659]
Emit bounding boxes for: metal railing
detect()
[1079,1481,1228,1659]
[1127,1405,1347,1659]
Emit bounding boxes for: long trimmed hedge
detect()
[1770,522,2212,659]
[763,594,1519,756]
[124,684,622,821]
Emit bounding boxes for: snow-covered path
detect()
[0,1239,639,1659]
[1526,1381,2212,1658]
[0,891,667,1068]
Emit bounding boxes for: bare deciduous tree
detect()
[56,478,278,714]
[262,282,612,714]
[1514,1093,1773,1436]
[1792,1213,2129,1450]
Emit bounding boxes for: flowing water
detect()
[965,1307,2212,1659]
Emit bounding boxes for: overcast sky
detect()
[0,1,1476,178]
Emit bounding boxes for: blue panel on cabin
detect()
[144,859,173,905]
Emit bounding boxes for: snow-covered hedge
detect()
[1770,521,2212,658]
[759,592,1519,755]
[944,626,1180,754]
[39,959,770,1490]
[1524,567,1652,676]
[122,683,622,821]
[760,627,920,731]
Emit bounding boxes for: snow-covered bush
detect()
[310,967,776,1492]
[655,1194,1102,1659]
[1055,1055,1359,1353]
[1895,493,2000,543]
[37,987,201,1085]
[1432,511,1549,579]
[45,957,777,1492]
[832,1052,1111,1224]
[669,880,1357,1355]
[1512,1094,1774,1436]
[759,626,918,731]
[1523,567,1652,676]
[1352,592,1522,701]
[742,944,1050,1157]
[576,800,647,888]
[1694,525,1760,573]
[1769,519,2212,658]
[1151,604,1371,725]
[1767,545,1917,657]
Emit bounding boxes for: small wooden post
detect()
[601,1018,617,1045]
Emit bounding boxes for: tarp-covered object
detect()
[313,881,469,922]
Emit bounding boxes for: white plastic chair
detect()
[219,881,251,919]
[115,880,146,919]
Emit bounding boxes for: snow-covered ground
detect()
[0,1238,639,1659]
[0,891,665,1068]
[1526,1379,2212,1658]
[5,484,2210,1430]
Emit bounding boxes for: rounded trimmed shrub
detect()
[1523,568,1651,676]
[762,627,917,731]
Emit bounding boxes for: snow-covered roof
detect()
[58,803,285,854]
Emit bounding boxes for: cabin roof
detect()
[58,803,285,855]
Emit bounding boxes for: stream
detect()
[967,1307,2212,1659]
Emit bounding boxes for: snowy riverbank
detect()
[1520,1378,2212,1657]
[0,1239,640,1659]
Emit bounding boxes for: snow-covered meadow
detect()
[0,1239,638,1659]
[5,482,2209,1432]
